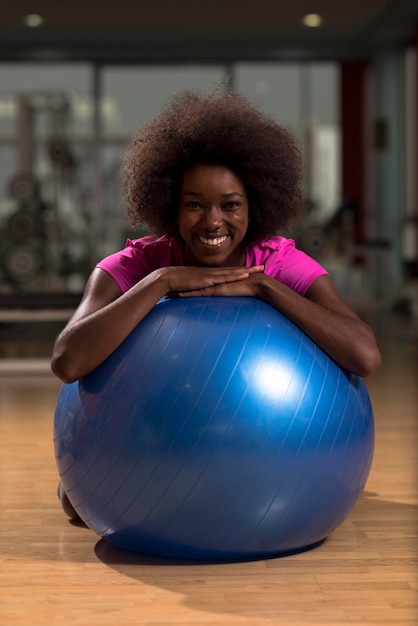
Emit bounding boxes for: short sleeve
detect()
[246,237,328,295]
[95,236,184,293]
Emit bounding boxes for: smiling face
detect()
[178,163,249,267]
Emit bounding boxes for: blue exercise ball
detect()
[54,296,374,561]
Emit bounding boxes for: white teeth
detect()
[198,235,229,246]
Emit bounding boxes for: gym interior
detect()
[0,2,417,625]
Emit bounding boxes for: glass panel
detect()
[102,65,227,135]
[310,63,341,220]
[0,63,94,295]
[235,62,340,224]
[234,63,302,138]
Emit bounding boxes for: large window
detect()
[0,63,94,294]
[0,61,340,297]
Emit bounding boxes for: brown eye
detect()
[223,202,240,211]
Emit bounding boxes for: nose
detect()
[202,205,223,230]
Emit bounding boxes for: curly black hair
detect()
[121,88,304,241]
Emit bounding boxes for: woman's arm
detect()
[179,273,381,377]
[51,264,263,383]
[51,268,165,383]
[258,273,381,377]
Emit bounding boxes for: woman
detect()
[51,89,381,385]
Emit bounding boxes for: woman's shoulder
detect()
[127,233,173,250]
[95,235,183,293]
[246,235,296,261]
[126,234,182,260]
[247,235,327,295]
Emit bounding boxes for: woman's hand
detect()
[176,268,264,297]
[161,265,264,296]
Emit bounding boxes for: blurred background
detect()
[0,0,417,370]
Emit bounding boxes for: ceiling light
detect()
[302,13,322,28]
[24,14,44,28]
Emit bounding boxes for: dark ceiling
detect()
[1,0,417,63]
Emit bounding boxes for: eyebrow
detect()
[180,191,245,198]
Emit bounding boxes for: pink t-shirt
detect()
[96,235,327,296]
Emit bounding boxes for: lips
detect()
[198,234,230,246]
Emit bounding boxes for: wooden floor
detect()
[0,308,417,626]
